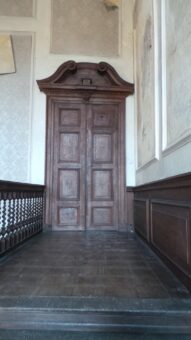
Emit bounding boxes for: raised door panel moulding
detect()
[59,133,80,163]
[58,207,79,226]
[59,109,81,127]
[161,0,191,155]
[92,207,114,226]
[92,170,113,201]
[0,0,35,17]
[59,169,80,201]
[135,0,160,171]
[93,134,113,164]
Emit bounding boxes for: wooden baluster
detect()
[0,195,4,254]
[5,195,11,251]
[29,195,34,236]
[31,195,34,235]
[26,193,30,238]
[21,194,25,241]
[18,197,22,242]
[24,192,29,239]
[40,194,44,230]
[1,194,7,254]
[27,195,31,236]
[14,194,19,246]
[11,193,16,246]
[0,205,6,254]
[37,195,41,231]
[23,193,27,239]
[36,196,39,231]
[25,194,28,238]
[9,197,15,248]
[34,193,38,233]
[29,194,33,236]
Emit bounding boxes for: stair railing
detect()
[0,181,45,255]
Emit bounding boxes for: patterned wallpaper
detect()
[0,0,34,17]
[0,35,32,182]
[51,0,119,56]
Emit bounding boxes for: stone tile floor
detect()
[0,230,189,299]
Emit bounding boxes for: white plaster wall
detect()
[135,0,191,185]
[0,0,135,185]
[134,0,156,169]
[51,0,119,57]
[164,0,191,149]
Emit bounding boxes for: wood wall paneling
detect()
[134,198,149,241]
[150,200,191,275]
[132,172,191,290]
[126,188,134,226]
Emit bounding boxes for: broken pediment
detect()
[37,61,134,96]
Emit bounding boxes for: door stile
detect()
[118,100,126,229]
[52,101,86,230]
[85,102,92,230]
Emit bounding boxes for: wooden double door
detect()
[51,98,123,231]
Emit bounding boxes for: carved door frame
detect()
[37,61,134,230]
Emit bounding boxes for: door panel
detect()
[60,109,80,126]
[92,207,113,226]
[86,103,119,230]
[59,169,80,200]
[93,134,113,163]
[59,133,80,162]
[92,170,113,200]
[52,102,86,230]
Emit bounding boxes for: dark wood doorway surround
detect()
[37,61,134,231]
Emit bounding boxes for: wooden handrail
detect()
[0,180,45,192]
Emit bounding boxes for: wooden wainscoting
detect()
[150,199,191,276]
[134,198,150,242]
[128,172,191,290]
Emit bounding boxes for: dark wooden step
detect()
[0,297,191,334]
[1,330,191,340]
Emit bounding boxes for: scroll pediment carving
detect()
[37,61,134,96]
